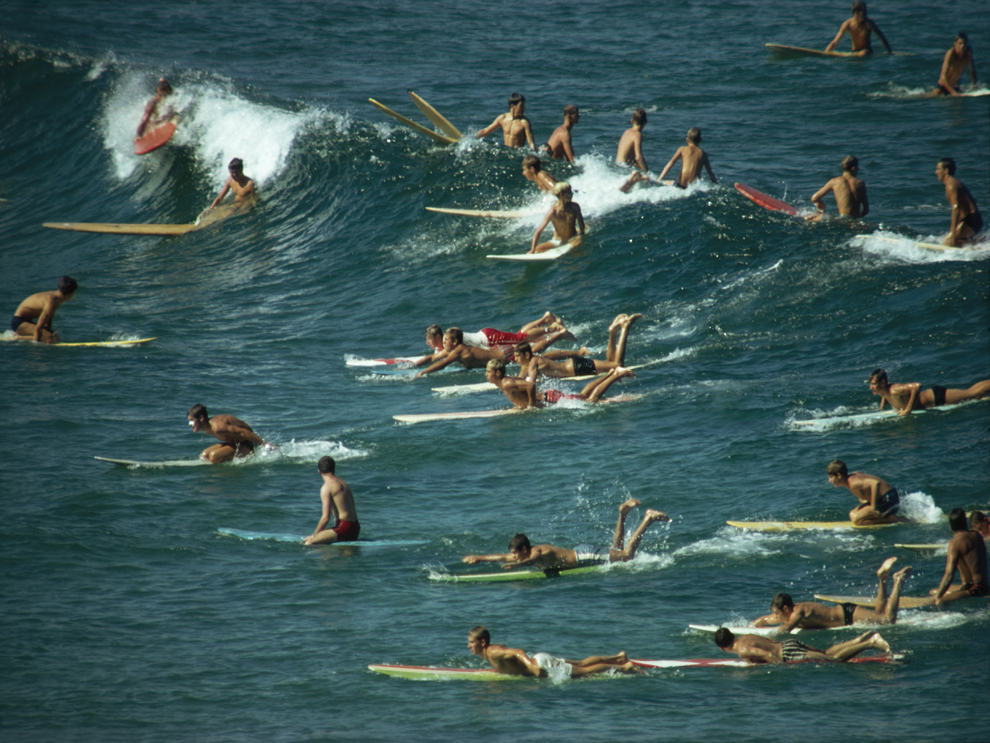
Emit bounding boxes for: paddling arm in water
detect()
[211,158,256,209]
[824,2,892,55]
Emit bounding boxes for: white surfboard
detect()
[217,528,429,546]
[345,356,421,367]
[95,456,211,468]
[726,520,899,531]
[393,409,523,424]
[487,244,575,261]
[688,624,804,636]
[792,399,982,428]
[432,364,650,395]
[634,655,902,668]
[894,543,947,551]
[426,207,529,219]
[865,235,985,253]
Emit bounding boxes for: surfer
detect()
[930,508,989,605]
[467,626,643,678]
[476,93,536,150]
[714,628,891,664]
[463,498,669,569]
[868,368,990,414]
[934,157,983,247]
[513,313,640,381]
[521,155,558,194]
[530,181,585,253]
[654,128,717,188]
[928,33,977,97]
[824,2,892,56]
[210,158,256,209]
[809,155,868,219]
[970,512,990,541]
[413,327,510,378]
[826,459,904,525]
[547,104,580,162]
[136,78,174,138]
[486,359,637,409]
[186,404,271,463]
[303,456,360,545]
[753,557,911,631]
[10,276,78,344]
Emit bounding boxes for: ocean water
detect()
[1,2,988,741]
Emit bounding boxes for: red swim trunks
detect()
[544,389,580,404]
[482,328,527,346]
[332,520,360,542]
[963,583,989,597]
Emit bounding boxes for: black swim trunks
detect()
[962,212,983,234]
[930,385,947,407]
[936,81,962,95]
[876,488,900,517]
[10,315,32,333]
[572,356,597,377]
[841,602,857,626]
[780,639,816,662]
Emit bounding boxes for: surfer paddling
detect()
[809,155,868,219]
[928,33,976,97]
[136,78,174,138]
[522,156,558,194]
[210,158,256,209]
[547,104,580,162]
[930,508,989,605]
[827,459,904,525]
[868,368,990,414]
[476,93,536,150]
[463,499,669,569]
[753,557,911,631]
[530,181,585,253]
[824,2,892,56]
[303,456,360,545]
[414,327,510,378]
[417,312,572,358]
[10,276,77,344]
[934,158,982,247]
[487,360,638,409]
[186,404,271,463]
[514,313,641,381]
[715,628,892,664]
[467,626,643,678]
[654,128,717,189]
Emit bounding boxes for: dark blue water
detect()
[2,2,988,741]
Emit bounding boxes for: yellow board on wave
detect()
[3,336,156,347]
[726,520,898,531]
[42,203,242,236]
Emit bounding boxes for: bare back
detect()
[949,531,988,587]
[616,128,646,171]
[322,474,357,523]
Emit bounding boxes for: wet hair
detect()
[522,155,542,171]
[956,32,969,49]
[514,341,533,357]
[969,511,988,530]
[563,104,579,117]
[157,78,173,95]
[188,404,208,421]
[841,155,858,172]
[486,358,506,375]
[445,327,464,345]
[469,625,490,643]
[631,108,647,126]
[318,456,335,474]
[228,158,244,171]
[687,127,702,144]
[869,368,889,386]
[948,507,968,532]
[509,92,525,107]
[770,593,794,611]
[553,181,572,196]
[852,1,866,14]
[426,324,443,341]
[509,533,531,552]
[937,157,956,175]
[827,459,848,477]
[58,276,78,295]
[714,627,735,648]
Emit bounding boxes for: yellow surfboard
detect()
[43,203,243,236]
[726,520,898,531]
[408,90,462,140]
[369,98,458,145]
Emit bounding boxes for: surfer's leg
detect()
[611,313,642,366]
[873,556,898,613]
[943,380,990,405]
[202,443,236,464]
[827,632,890,661]
[519,312,561,333]
[611,507,669,561]
[605,315,626,361]
[583,367,636,402]
[567,651,628,667]
[882,567,912,624]
[303,528,341,546]
[569,660,644,676]
[610,499,641,551]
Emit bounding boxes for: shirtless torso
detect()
[811,172,868,218]
[12,289,74,343]
[616,126,647,172]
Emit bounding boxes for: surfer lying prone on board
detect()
[513,313,641,381]
[414,313,574,365]
[530,181,584,253]
[11,276,77,343]
[809,155,868,220]
[486,360,638,409]
[303,456,360,545]
[930,508,989,605]
[827,459,906,526]
[715,628,892,664]
[414,327,513,378]
[468,626,643,678]
[753,557,911,631]
[187,404,273,463]
[209,158,256,211]
[934,157,983,247]
[136,78,174,138]
[462,498,669,570]
[824,1,892,56]
[869,368,990,415]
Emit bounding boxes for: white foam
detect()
[852,231,990,263]
[897,491,942,524]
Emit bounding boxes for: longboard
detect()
[369,664,525,681]
[735,182,800,216]
[487,243,576,261]
[134,120,177,155]
[426,207,529,219]
[345,356,421,367]
[429,565,605,583]
[4,337,156,347]
[407,91,463,140]
[432,363,650,395]
[43,203,241,236]
[95,456,210,468]
[895,543,946,551]
[393,409,522,424]
[792,399,983,428]
[815,594,942,609]
[634,655,901,668]
[369,98,458,145]
[217,528,429,546]
[865,234,985,253]
[765,43,854,58]
[726,520,898,531]
[688,624,804,636]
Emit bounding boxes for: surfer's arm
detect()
[211,179,232,208]
[810,182,832,212]
[825,21,849,53]
[476,114,504,139]
[896,383,921,415]
[858,183,869,218]
[415,349,460,377]
[463,553,511,564]
[967,51,977,87]
[870,21,892,55]
[933,547,960,602]
[136,97,158,137]
[574,204,586,235]
[523,120,536,151]
[655,150,681,183]
[530,209,555,252]
[938,51,963,97]
[34,296,57,343]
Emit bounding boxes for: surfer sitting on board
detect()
[136,78,174,138]
[547,104,580,162]
[928,33,976,97]
[715,628,891,664]
[10,276,77,344]
[930,508,989,605]
[522,155,558,194]
[530,181,585,253]
[869,368,990,415]
[303,456,360,545]
[476,92,536,150]
[617,109,650,193]
[467,626,644,678]
[827,459,904,525]
[513,313,640,381]
[934,157,983,247]
[210,158,256,210]
[187,404,271,464]
[809,155,868,220]
[463,499,669,570]
[970,511,990,541]
[654,128,717,189]
[824,2,892,56]
[486,359,637,409]
[753,557,911,631]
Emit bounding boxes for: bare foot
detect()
[870,634,891,655]
[608,314,628,332]
[619,498,642,516]
[645,509,670,524]
[877,556,898,580]
[614,651,628,663]
[576,346,590,355]
[851,630,875,643]
[893,566,912,581]
[621,313,643,328]
[538,311,558,325]
[619,661,646,675]
[614,366,637,380]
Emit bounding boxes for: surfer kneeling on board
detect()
[462,498,669,569]
[809,155,868,220]
[826,459,905,526]
[715,627,892,663]
[928,33,977,98]
[210,158,256,210]
[824,2,892,56]
[10,276,77,344]
[136,78,174,138]
[934,157,983,247]
[186,404,271,464]
[530,181,584,253]
[303,456,360,545]
[467,626,644,678]
[869,368,990,415]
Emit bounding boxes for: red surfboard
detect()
[734,182,799,217]
[134,121,177,155]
